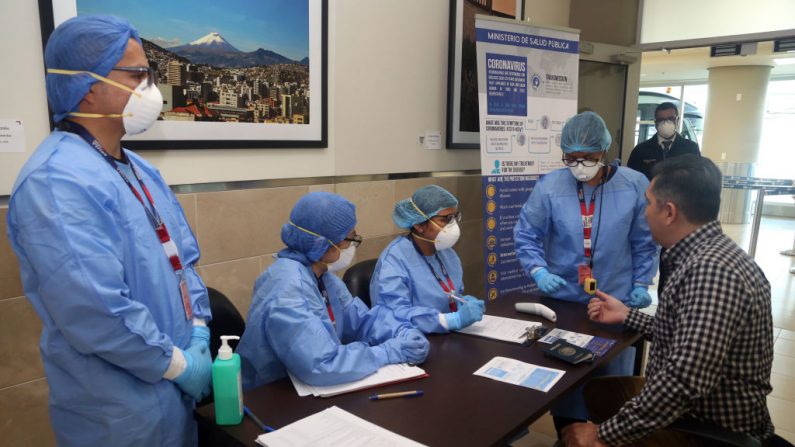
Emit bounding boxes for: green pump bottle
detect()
[212,335,243,425]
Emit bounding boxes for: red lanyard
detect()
[577,181,602,261]
[409,236,458,311]
[316,276,336,325]
[64,122,193,320]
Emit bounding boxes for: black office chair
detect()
[206,287,246,361]
[197,287,247,446]
[342,258,378,308]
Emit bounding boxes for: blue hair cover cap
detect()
[44,15,141,122]
[281,192,357,262]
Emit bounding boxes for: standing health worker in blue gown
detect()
[513,111,658,432]
[7,16,212,447]
[237,192,430,390]
[370,185,486,333]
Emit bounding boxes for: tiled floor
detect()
[514,216,795,446]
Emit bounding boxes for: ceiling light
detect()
[774,58,795,65]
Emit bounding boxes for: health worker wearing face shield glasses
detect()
[7,15,211,447]
[513,112,659,437]
[236,192,429,391]
[628,102,701,181]
[370,185,486,334]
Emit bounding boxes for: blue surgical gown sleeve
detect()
[627,173,659,286]
[134,155,210,321]
[262,266,393,386]
[514,176,553,275]
[324,273,414,344]
[9,170,173,383]
[370,245,447,333]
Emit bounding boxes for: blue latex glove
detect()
[173,343,212,401]
[531,268,567,294]
[399,329,430,364]
[626,286,652,308]
[381,329,429,364]
[443,295,486,331]
[191,325,210,349]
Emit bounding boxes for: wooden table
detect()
[196,293,640,446]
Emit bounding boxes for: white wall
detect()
[0,2,51,195]
[0,0,573,195]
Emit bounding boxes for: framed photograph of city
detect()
[38,0,328,149]
[446,0,523,148]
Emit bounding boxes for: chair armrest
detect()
[668,420,762,447]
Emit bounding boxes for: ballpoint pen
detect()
[244,406,276,432]
[369,390,424,401]
[448,292,466,304]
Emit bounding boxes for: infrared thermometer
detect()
[515,303,557,322]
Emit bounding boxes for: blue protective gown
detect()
[513,163,657,420]
[370,235,465,333]
[514,164,658,304]
[237,250,417,390]
[7,131,211,447]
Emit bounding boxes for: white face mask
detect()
[569,162,604,182]
[432,221,461,251]
[656,120,676,139]
[122,78,163,135]
[326,245,356,273]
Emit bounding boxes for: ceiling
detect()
[640,41,795,85]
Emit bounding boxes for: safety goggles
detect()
[111,66,158,88]
[409,199,461,227]
[562,156,602,167]
[47,66,157,97]
[432,211,462,225]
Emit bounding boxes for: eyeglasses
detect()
[112,66,158,88]
[562,156,602,167]
[654,117,677,125]
[432,211,462,225]
[343,235,363,248]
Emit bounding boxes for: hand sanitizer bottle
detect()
[212,335,243,425]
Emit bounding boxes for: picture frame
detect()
[37,0,328,149]
[446,0,524,149]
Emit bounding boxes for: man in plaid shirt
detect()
[563,155,775,446]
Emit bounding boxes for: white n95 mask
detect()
[327,246,356,273]
[656,120,676,139]
[122,79,163,135]
[433,221,461,251]
[569,162,604,182]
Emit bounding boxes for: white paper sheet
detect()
[0,119,26,153]
[474,356,565,393]
[455,314,541,344]
[288,364,427,398]
[255,406,427,447]
[537,328,593,347]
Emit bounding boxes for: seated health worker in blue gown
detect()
[370,185,486,333]
[237,192,430,389]
[513,111,659,434]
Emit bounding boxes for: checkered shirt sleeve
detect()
[624,308,654,339]
[598,221,774,445]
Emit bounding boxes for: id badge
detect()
[178,275,193,321]
[577,264,592,285]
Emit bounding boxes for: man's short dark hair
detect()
[655,102,679,117]
[650,155,722,224]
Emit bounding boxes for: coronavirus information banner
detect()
[475,16,579,301]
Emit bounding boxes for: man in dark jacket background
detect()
[628,102,700,181]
